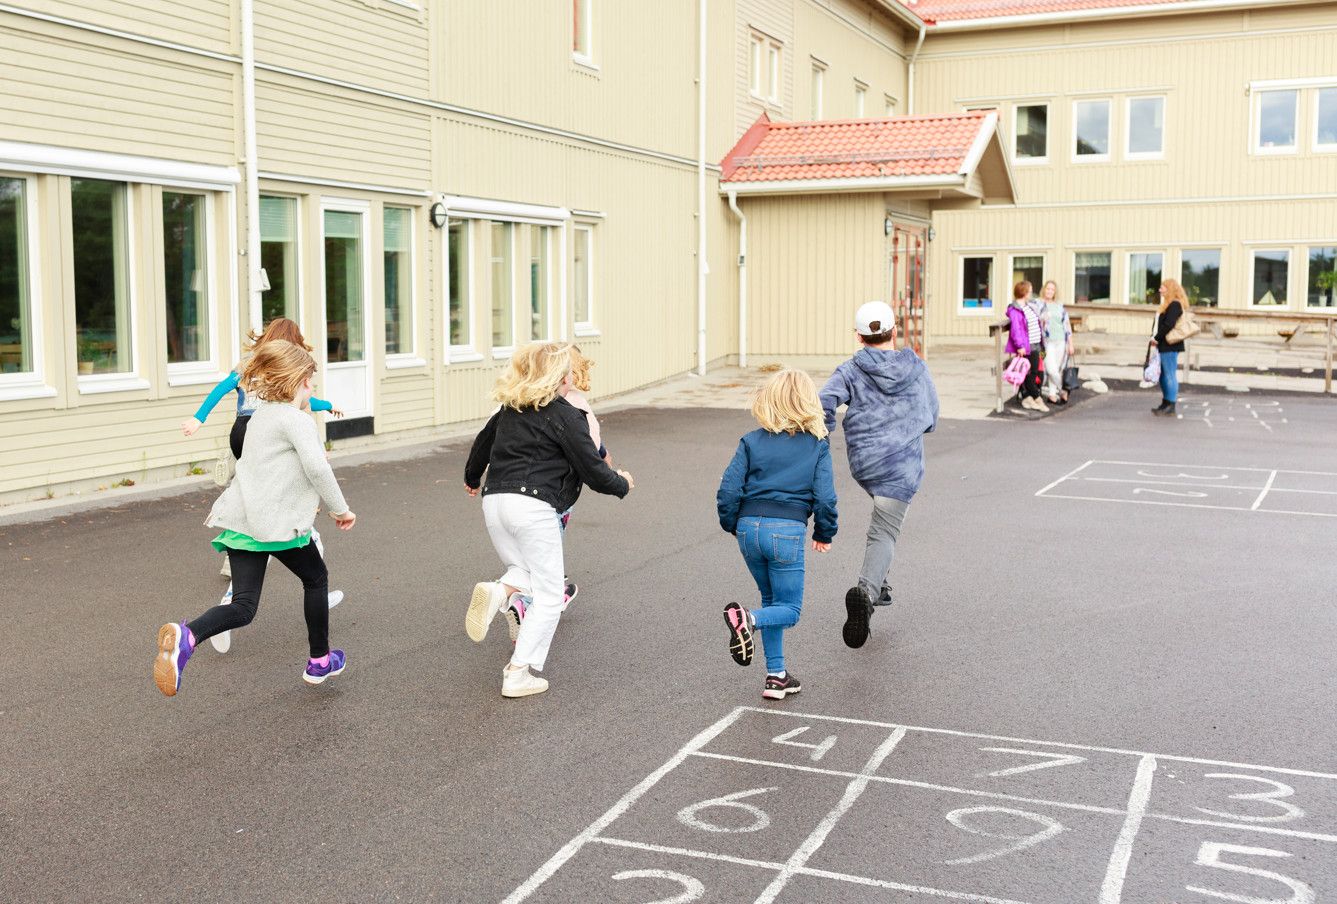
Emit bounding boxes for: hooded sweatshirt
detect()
[819,347,939,502]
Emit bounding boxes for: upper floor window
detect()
[1073,99,1111,162]
[810,61,825,119]
[1255,89,1298,154]
[750,33,782,104]
[884,96,896,117]
[1126,96,1165,159]
[573,0,594,64]
[1014,104,1048,162]
[1316,87,1337,152]
[854,81,867,118]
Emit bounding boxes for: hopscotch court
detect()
[503,707,1337,903]
[1036,460,1337,517]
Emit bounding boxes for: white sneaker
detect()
[466,582,508,642]
[210,586,233,653]
[1033,398,1050,412]
[327,590,344,609]
[1020,397,1037,410]
[219,553,231,578]
[502,664,549,698]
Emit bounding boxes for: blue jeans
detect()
[736,516,806,674]
[1158,350,1179,403]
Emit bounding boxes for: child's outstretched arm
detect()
[309,396,345,418]
[555,415,629,497]
[716,439,748,535]
[463,410,501,492]
[818,369,850,435]
[812,441,838,548]
[182,371,239,435]
[288,413,351,518]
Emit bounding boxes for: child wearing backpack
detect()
[820,301,938,650]
[718,369,837,700]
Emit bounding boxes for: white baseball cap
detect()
[855,300,896,336]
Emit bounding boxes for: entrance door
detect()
[320,202,373,419]
[889,224,926,356]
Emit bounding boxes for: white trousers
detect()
[482,493,565,671]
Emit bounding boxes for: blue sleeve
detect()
[193,371,239,423]
[923,370,940,435]
[812,440,838,543]
[716,438,749,535]
[310,396,333,413]
[819,368,850,435]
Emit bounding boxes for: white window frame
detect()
[162,189,224,387]
[1008,253,1047,293]
[383,205,423,369]
[767,43,781,105]
[1125,249,1166,306]
[573,0,595,69]
[319,197,374,368]
[488,221,517,359]
[1252,88,1299,156]
[1072,98,1112,163]
[1012,102,1049,165]
[0,172,54,401]
[1249,247,1292,309]
[1072,250,1114,305]
[527,224,557,342]
[573,223,597,336]
[749,34,764,98]
[1124,95,1166,161]
[1304,244,1337,309]
[884,95,897,117]
[810,60,825,120]
[957,254,997,316]
[444,217,480,364]
[258,193,304,332]
[854,80,868,118]
[74,180,149,396]
[1314,85,1337,153]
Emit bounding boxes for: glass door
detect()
[321,204,372,417]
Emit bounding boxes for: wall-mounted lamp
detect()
[926,225,936,242]
[429,201,448,229]
[883,216,893,236]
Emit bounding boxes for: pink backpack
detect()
[1003,356,1031,386]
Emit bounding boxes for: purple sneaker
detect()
[153,622,194,697]
[303,649,347,685]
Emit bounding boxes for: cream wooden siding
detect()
[15,1,234,54]
[793,0,908,122]
[438,0,698,162]
[255,0,429,97]
[736,0,796,136]
[0,14,236,166]
[255,76,432,188]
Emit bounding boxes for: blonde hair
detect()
[752,369,828,440]
[1158,278,1188,313]
[1041,280,1059,301]
[571,346,594,393]
[244,317,313,353]
[239,339,316,403]
[492,341,575,410]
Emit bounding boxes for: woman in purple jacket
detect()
[1005,280,1047,412]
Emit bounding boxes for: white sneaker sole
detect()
[506,606,523,643]
[328,590,344,609]
[466,583,505,642]
[502,675,549,698]
[762,685,801,700]
[302,661,346,685]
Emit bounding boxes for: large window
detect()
[960,257,994,312]
[323,210,366,363]
[72,179,132,376]
[383,206,412,357]
[529,225,551,341]
[1180,249,1221,308]
[810,62,824,119]
[1127,252,1163,305]
[448,219,471,349]
[573,0,592,63]
[1074,252,1111,304]
[1073,99,1111,161]
[1011,255,1044,294]
[1126,96,1165,158]
[1317,87,1337,151]
[1014,104,1048,161]
[574,224,593,329]
[1306,246,1336,308]
[1251,249,1289,307]
[490,221,514,350]
[162,192,209,366]
[259,196,298,325]
[0,177,33,377]
[1256,90,1298,153]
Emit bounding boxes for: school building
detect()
[1,0,1335,502]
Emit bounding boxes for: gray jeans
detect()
[859,496,909,604]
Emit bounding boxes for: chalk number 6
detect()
[612,869,704,904]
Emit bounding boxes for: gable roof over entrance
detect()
[720,111,1015,203]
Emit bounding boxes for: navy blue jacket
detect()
[716,428,838,544]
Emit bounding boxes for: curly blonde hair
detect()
[492,342,575,410]
[239,339,316,403]
[571,346,594,393]
[752,369,828,440]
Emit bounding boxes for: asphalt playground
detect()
[3,384,1336,903]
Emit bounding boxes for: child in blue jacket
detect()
[717,369,837,700]
[820,301,939,650]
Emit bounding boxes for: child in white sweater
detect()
[153,340,357,696]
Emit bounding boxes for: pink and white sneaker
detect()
[505,594,528,643]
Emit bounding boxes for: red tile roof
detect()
[721,112,994,184]
[896,0,1223,23]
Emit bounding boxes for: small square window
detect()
[1305,246,1336,308]
[1180,249,1221,308]
[960,257,994,313]
[1011,255,1044,293]
[1074,99,1111,161]
[1251,249,1289,307]
[1127,252,1164,305]
[1014,104,1048,162]
[1315,87,1337,151]
[1126,96,1165,159]
[1074,252,1112,304]
[1255,90,1298,153]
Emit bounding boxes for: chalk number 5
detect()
[1187,842,1314,904]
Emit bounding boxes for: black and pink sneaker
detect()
[303,649,346,685]
[762,672,801,700]
[723,602,755,667]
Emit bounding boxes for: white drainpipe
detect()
[241,0,262,331]
[727,189,747,368]
[906,24,926,116]
[696,0,708,375]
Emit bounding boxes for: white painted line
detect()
[1034,459,1093,498]
[1040,493,1337,518]
[752,728,907,904]
[1081,477,1264,491]
[1255,487,1337,497]
[1099,755,1157,904]
[738,708,1337,779]
[792,865,1037,904]
[1096,460,1337,478]
[500,707,745,904]
[1252,470,1279,511]
[1146,813,1337,845]
[593,837,785,871]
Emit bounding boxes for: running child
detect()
[153,339,357,697]
[819,301,938,649]
[463,342,634,699]
[718,369,837,701]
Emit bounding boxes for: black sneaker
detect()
[843,586,872,648]
[723,602,755,666]
[762,672,801,700]
[873,585,893,607]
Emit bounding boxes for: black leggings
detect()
[1019,350,1043,399]
[188,543,330,658]
[229,415,251,460]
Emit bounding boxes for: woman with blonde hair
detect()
[463,341,634,698]
[1038,280,1074,404]
[1150,279,1188,416]
[717,368,838,701]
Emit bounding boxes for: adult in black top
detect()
[1149,280,1189,416]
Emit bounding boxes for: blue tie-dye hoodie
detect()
[819,347,939,502]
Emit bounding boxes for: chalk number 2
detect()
[611,869,705,904]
